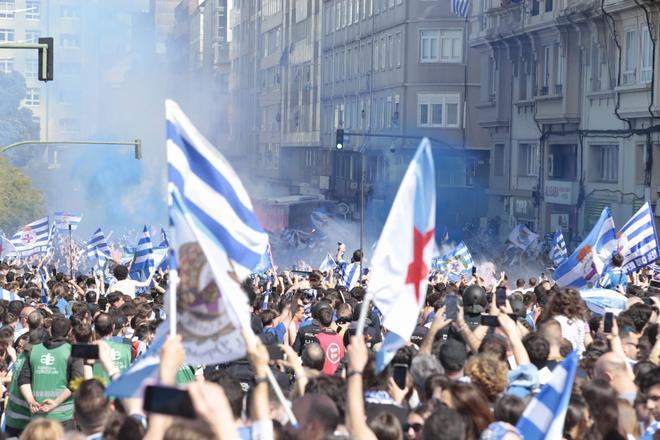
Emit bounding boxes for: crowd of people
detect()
[0,244,659,440]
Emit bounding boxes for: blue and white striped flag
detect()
[342,262,362,290]
[554,208,617,288]
[0,287,19,302]
[549,229,568,267]
[432,242,474,281]
[157,227,169,249]
[516,352,579,439]
[129,226,155,281]
[451,0,470,17]
[319,253,337,273]
[9,217,50,257]
[167,99,267,365]
[86,228,111,259]
[618,202,659,274]
[53,211,83,231]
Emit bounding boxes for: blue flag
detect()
[516,353,579,439]
[549,229,568,267]
[618,202,659,274]
[129,226,154,281]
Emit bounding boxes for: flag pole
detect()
[355,292,373,338]
[68,224,73,279]
[167,225,177,336]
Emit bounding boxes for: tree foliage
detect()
[0,155,46,235]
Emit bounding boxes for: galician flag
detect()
[369,139,437,373]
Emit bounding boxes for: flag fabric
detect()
[86,228,111,259]
[549,229,568,267]
[9,217,50,257]
[319,253,337,273]
[253,245,274,274]
[369,139,437,373]
[129,226,155,281]
[342,262,363,291]
[157,227,169,249]
[53,211,83,231]
[167,99,267,365]
[431,242,474,281]
[516,352,579,439]
[0,287,19,302]
[440,226,449,243]
[509,224,539,250]
[618,202,659,274]
[451,0,470,17]
[105,325,167,398]
[579,288,627,316]
[554,208,617,288]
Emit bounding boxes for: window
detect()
[374,39,379,70]
[0,57,13,73]
[0,29,15,42]
[591,41,602,92]
[380,36,386,70]
[354,0,359,23]
[24,59,37,79]
[25,0,39,19]
[343,0,348,27]
[494,144,505,177]
[548,144,577,180]
[542,46,550,93]
[531,0,539,16]
[262,0,282,17]
[295,0,307,23]
[24,87,39,106]
[395,32,401,67]
[518,143,538,176]
[59,118,80,132]
[60,5,80,18]
[439,30,463,63]
[641,29,653,84]
[417,94,460,128]
[420,30,439,63]
[335,2,341,30]
[555,43,564,94]
[488,57,497,98]
[0,0,15,19]
[624,30,637,85]
[593,145,619,182]
[388,34,393,69]
[25,30,40,43]
[545,0,553,12]
[60,34,80,48]
[393,95,400,127]
[519,60,528,100]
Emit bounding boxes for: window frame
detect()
[417,93,461,129]
[419,30,439,63]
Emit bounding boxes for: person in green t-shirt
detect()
[91,313,132,384]
[17,316,84,429]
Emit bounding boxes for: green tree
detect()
[0,71,40,166]
[0,155,46,235]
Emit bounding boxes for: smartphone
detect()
[71,344,99,359]
[266,344,284,361]
[144,385,196,418]
[495,287,507,308]
[392,363,408,389]
[445,294,458,320]
[481,315,500,327]
[471,266,477,277]
[603,312,614,333]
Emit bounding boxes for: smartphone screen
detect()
[144,385,196,418]
[496,288,507,308]
[445,295,458,320]
[71,344,99,359]
[392,363,408,389]
[480,315,500,327]
[604,312,613,333]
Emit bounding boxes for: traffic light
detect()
[134,139,142,160]
[335,128,344,150]
[38,37,54,82]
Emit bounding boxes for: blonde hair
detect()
[465,354,509,402]
[19,418,64,440]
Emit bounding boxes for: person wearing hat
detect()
[438,339,468,381]
[463,285,488,330]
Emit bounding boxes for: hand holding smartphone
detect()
[603,311,614,333]
[144,385,196,418]
[444,294,458,320]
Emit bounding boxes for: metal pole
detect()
[68,225,73,279]
[360,147,365,278]
[0,140,141,154]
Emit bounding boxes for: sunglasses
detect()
[403,423,423,433]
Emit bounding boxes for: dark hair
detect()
[74,379,110,433]
[27,310,42,330]
[542,288,588,322]
[368,412,403,440]
[494,394,527,425]
[301,343,325,371]
[423,404,466,440]
[445,381,493,439]
[478,334,507,363]
[319,307,333,327]
[73,323,93,343]
[638,366,660,393]
[423,373,449,402]
[352,249,363,263]
[85,291,97,304]
[620,304,654,334]
[259,309,277,327]
[564,394,588,440]
[113,265,129,281]
[516,278,525,288]
[94,313,114,337]
[204,370,244,419]
[582,379,625,440]
[304,375,347,419]
[611,253,624,267]
[51,315,71,338]
[522,332,550,369]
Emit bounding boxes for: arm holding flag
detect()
[346,337,378,440]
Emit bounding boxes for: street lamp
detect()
[0,140,143,159]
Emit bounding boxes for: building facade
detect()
[321,0,489,232]
[470,0,660,244]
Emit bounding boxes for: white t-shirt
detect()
[553,315,587,354]
[109,279,140,298]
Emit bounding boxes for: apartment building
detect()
[321,0,489,231]
[470,0,660,243]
